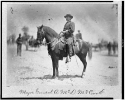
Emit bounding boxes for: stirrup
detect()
[65,56,71,63]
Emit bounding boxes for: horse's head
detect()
[37,25,45,42]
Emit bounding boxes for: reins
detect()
[46,39,55,45]
[46,38,61,49]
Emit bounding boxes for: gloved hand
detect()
[59,31,63,36]
[59,30,68,37]
[61,30,68,34]
[64,30,69,33]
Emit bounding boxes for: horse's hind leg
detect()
[81,57,87,78]
[77,54,87,78]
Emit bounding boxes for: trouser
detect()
[108,48,111,55]
[66,37,73,57]
[17,44,22,56]
[25,41,28,50]
[67,44,72,57]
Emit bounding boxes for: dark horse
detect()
[37,25,92,78]
[29,37,41,48]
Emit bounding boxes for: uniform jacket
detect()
[76,32,82,40]
[16,37,22,45]
[63,21,75,39]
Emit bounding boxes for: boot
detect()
[65,44,72,63]
[68,44,73,57]
[65,56,71,63]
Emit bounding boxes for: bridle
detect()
[38,26,62,48]
[46,39,55,45]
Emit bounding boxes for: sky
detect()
[7,3,118,43]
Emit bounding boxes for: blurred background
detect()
[7,3,118,44]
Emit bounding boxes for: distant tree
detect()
[11,34,16,43]
[23,32,30,41]
[21,26,30,43]
[7,34,16,44]
[22,26,29,33]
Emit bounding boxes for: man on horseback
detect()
[60,14,75,63]
[76,30,83,40]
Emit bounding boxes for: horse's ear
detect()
[40,25,43,29]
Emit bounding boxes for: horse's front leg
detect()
[55,59,59,77]
[51,56,56,78]
[51,56,59,79]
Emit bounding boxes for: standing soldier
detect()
[112,41,117,55]
[16,34,23,56]
[60,14,75,63]
[107,42,112,55]
[25,38,29,51]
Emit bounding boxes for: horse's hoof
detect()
[52,76,55,79]
[81,76,84,78]
[52,76,57,79]
[81,75,85,78]
[81,74,85,78]
[52,76,59,79]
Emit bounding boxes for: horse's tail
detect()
[87,43,92,60]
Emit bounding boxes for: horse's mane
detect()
[43,26,59,38]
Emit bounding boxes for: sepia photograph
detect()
[2,1,122,99]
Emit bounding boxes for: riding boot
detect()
[68,44,72,57]
[65,44,72,63]
[65,56,71,63]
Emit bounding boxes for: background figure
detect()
[112,41,117,54]
[29,36,34,47]
[98,43,102,51]
[16,34,22,56]
[36,39,41,47]
[75,30,83,40]
[107,42,112,55]
[25,38,29,51]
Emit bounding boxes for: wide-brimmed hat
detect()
[64,14,73,19]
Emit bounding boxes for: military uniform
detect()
[16,36,22,56]
[63,21,75,39]
[63,20,75,57]
[76,32,82,40]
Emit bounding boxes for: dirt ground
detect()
[7,44,118,86]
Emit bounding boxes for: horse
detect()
[37,25,92,78]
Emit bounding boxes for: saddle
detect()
[58,37,75,56]
[48,37,76,60]
[58,37,66,50]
